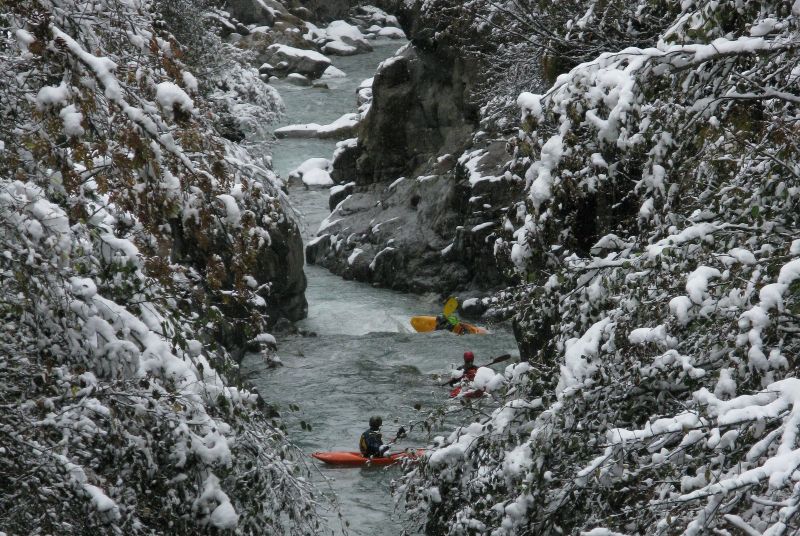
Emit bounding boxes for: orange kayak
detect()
[311,450,423,466]
[410,316,488,334]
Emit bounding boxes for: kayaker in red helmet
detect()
[359,416,390,458]
[446,351,479,385]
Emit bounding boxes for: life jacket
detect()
[359,428,383,457]
[463,365,478,382]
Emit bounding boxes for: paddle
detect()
[440,354,513,386]
[379,426,407,456]
[443,297,458,317]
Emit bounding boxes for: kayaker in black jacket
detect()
[359,416,390,457]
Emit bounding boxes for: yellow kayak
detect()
[410,316,488,335]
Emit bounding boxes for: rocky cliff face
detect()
[305,2,521,297]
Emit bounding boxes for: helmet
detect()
[369,416,382,429]
[463,351,475,362]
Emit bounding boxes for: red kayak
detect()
[311,450,423,466]
[449,385,485,399]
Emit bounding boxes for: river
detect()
[242,40,520,535]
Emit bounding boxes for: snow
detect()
[84,484,119,516]
[558,318,613,395]
[15,28,35,51]
[459,149,502,185]
[669,295,693,325]
[182,71,198,92]
[347,248,363,265]
[646,223,718,258]
[685,266,721,304]
[302,168,333,187]
[472,222,494,232]
[368,247,395,271]
[723,247,757,265]
[36,82,71,110]
[323,40,357,55]
[100,233,142,267]
[517,92,542,121]
[60,104,84,137]
[326,20,367,43]
[628,325,668,345]
[267,44,330,64]
[714,368,737,399]
[377,27,406,39]
[473,367,506,392]
[581,530,629,536]
[210,501,239,529]
[287,72,310,85]
[321,65,347,79]
[289,157,331,178]
[527,135,564,210]
[216,194,241,227]
[155,82,194,118]
[274,113,359,139]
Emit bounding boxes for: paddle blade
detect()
[443,297,458,317]
[488,353,512,366]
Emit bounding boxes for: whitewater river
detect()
[242,40,519,535]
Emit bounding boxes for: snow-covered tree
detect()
[0,0,317,533]
[405,0,680,129]
[401,1,800,534]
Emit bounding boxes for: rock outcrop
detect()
[305,2,521,296]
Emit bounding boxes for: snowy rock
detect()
[287,158,334,188]
[286,73,311,86]
[329,181,355,210]
[262,44,331,79]
[377,26,405,39]
[274,113,359,140]
[320,20,373,56]
[302,168,333,187]
[321,65,347,79]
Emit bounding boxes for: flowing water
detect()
[243,40,519,536]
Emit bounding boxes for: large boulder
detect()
[320,20,373,55]
[352,43,479,184]
[262,44,331,79]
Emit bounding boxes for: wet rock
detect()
[272,317,299,335]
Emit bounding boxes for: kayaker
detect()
[435,313,458,331]
[359,416,390,458]
[446,351,479,385]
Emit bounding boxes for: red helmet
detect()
[463,351,475,362]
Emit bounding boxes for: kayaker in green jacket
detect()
[359,416,389,458]
[435,313,459,331]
